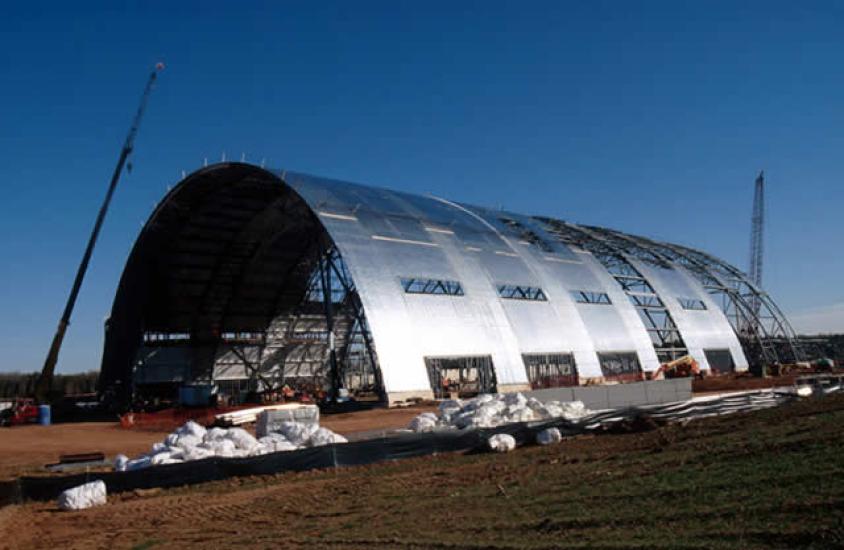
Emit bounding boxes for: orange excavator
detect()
[645,355,704,381]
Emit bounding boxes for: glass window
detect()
[497,284,548,301]
[678,297,707,310]
[571,290,612,305]
[400,278,464,296]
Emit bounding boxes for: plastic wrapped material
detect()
[275,421,319,447]
[307,427,348,447]
[201,438,236,457]
[174,434,202,450]
[487,433,516,453]
[182,446,215,461]
[559,400,589,420]
[204,427,228,441]
[150,451,175,465]
[257,434,298,453]
[58,480,107,511]
[175,420,207,439]
[536,427,562,445]
[225,428,259,451]
[115,419,350,471]
[410,393,592,431]
[409,413,438,433]
[113,454,129,472]
[256,405,320,438]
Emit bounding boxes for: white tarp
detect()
[57,480,107,510]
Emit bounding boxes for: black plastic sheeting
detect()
[0,390,797,506]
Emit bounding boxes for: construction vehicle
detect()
[33,64,163,404]
[646,355,703,381]
[0,398,39,427]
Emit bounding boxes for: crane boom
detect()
[748,170,765,323]
[34,63,164,403]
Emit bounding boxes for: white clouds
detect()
[788,302,844,335]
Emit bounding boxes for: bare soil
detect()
[0,423,167,480]
[1,394,842,549]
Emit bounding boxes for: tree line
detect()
[0,371,99,399]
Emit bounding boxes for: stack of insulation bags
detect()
[115,414,346,472]
[408,392,591,432]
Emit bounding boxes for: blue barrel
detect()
[38,404,51,426]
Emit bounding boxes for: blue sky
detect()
[1,1,842,374]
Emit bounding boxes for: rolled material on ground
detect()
[488,433,517,453]
[536,427,562,445]
[57,480,106,510]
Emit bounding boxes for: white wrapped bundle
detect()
[225,427,259,451]
[204,427,229,442]
[175,420,207,439]
[408,412,438,433]
[275,421,319,447]
[487,433,516,453]
[113,454,129,472]
[201,438,236,457]
[182,446,215,461]
[58,481,107,511]
[258,433,298,453]
[536,427,562,446]
[559,400,589,420]
[150,451,182,466]
[174,434,202,450]
[307,427,348,447]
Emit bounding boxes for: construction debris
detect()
[57,480,107,510]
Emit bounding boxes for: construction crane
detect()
[748,170,765,321]
[34,63,164,404]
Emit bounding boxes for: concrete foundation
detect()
[526,378,692,410]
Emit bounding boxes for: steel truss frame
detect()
[149,242,385,402]
[586,228,803,368]
[254,242,384,401]
[536,218,689,362]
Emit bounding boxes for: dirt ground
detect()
[0,405,435,480]
[692,369,843,394]
[2,393,842,549]
[320,404,436,435]
[0,423,167,480]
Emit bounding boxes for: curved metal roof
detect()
[99,162,802,402]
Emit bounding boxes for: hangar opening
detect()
[99,164,383,408]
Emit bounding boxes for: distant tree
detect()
[0,371,99,398]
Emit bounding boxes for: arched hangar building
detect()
[99,163,803,405]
